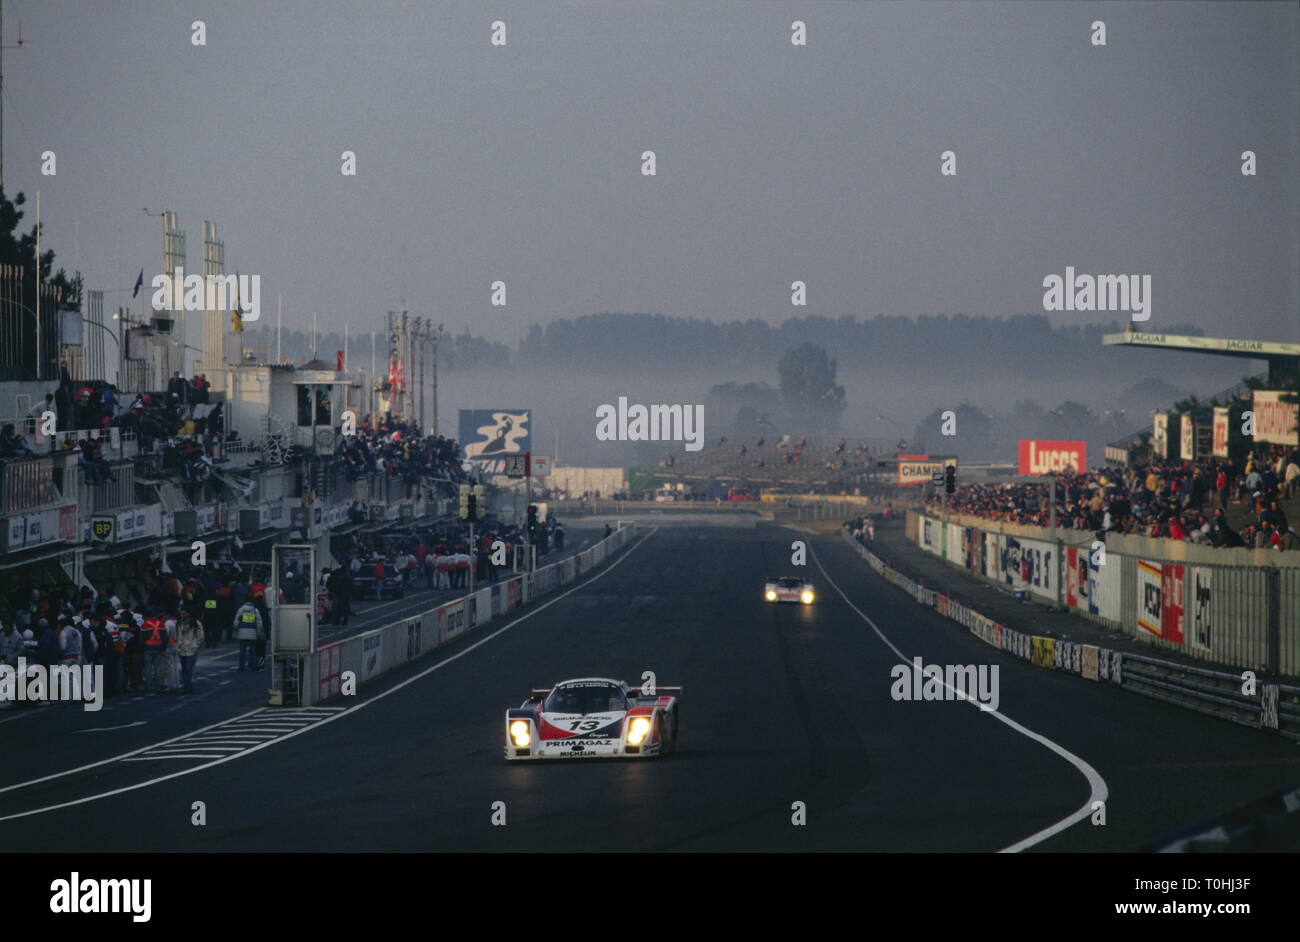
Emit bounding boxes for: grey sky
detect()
[9,0,1297,346]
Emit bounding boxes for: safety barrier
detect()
[842,529,1300,742]
[910,511,1300,679]
[300,523,638,705]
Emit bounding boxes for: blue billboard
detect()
[458,409,532,473]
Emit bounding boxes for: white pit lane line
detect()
[809,544,1108,854]
[0,528,657,825]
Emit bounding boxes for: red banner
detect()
[1162,564,1185,645]
[1018,440,1087,475]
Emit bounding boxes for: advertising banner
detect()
[1137,560,1184,643]
[1137,560,1162,637]
[920,516,936,552]
[458,409,532,474]
[1212,407,1230,458]
[897,455,952,487]
[997,535,1054,599]
[361,632,383,681]
[1152,413,1169,459]
[1017,440,1086,475]
[317,642,342,701]
[1189,567,1212,654]
[440,600,467,642]
[963,526,983,575]
[406,616,422,660]
[1162,563,1185,644]
[1180,412,1194,460]
[1251,391,1299,446]
[1081,645,1100,681]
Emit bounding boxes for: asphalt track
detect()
[3,521,1298,852]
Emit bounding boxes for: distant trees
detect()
[778,343,845,433]
[509,311,1214,379]
[705,381,781,433]
[912,404,994,458]
[0,187,82,308]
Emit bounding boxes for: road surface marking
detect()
[0,529,657,823]
[75,722,148,734]
[809,542,1108,854]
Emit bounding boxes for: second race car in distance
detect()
[505,677,681,760]
[765,575,815,604]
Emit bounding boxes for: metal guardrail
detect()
[841,529,1297,741]
[1146,781,1300,852]
[911,510,1300,678]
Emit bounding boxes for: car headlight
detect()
[626,716,653,746]
[509,719,531,747]
[801,590,814,604]
[765,589,777,601]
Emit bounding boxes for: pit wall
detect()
[301,523,638,705]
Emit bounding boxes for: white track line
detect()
[809,544,1108,854]
[0,708,265,796]
[0,528,657,824]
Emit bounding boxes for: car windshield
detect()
[777,578,804,588]
[544,684,627,714]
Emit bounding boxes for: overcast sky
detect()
[9,0,1297,347]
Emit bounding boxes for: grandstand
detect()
[645,435,902,494]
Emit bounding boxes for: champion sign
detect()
[1017,440,1086,476]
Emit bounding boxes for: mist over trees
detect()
[244,326,510,371]
[702,344,846,434]
[512,312,1218,379]
[911,399,1147,464]
[778,344,846,432]
[241,311,1251,467]
[252,311,1220,382]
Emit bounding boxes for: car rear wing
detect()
[638,685,683,697]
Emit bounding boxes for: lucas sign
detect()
[1018,440,1086,476]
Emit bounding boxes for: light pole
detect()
[11,297,121,384]
[431,322,443,436]
[141,208,173,375]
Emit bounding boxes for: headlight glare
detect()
[627,715,653,745]
[509,719,531,747]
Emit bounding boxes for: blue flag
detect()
[132,268,144,298]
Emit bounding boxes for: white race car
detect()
[765,575,815,604]
[504,677,681,760]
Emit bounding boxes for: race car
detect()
[764,575,815,604]
[504,677,681,760]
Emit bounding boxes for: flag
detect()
[132,268,144,298]
[230,272,243,331]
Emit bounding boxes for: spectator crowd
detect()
[928,447,1300,550]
